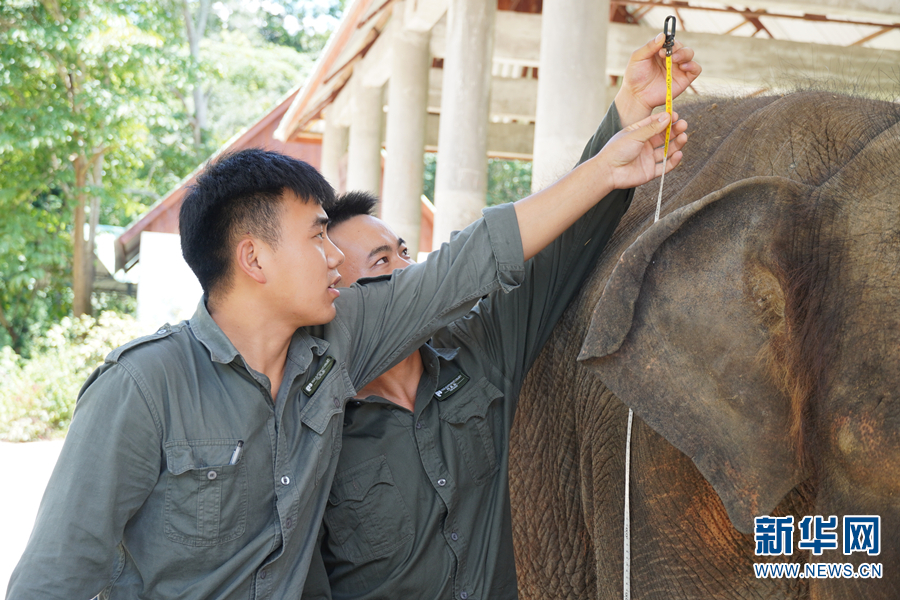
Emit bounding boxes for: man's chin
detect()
[306,303,338,327]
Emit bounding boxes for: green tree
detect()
[0,184,70,353]
[0,0,336,356]
[203,31,314,146]
[258,0,345,54]
[0,0,169,319]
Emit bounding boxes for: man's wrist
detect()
[614,89,652,129]
[586,152,617,196]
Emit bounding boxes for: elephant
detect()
[508,91,900,599]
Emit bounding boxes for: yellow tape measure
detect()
[653,16,677,224]
[663,16,676,158]
[633,22,679,598]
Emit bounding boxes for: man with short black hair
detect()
[323,190,379,230]
[8,39,689,598]
[302,35,700,600]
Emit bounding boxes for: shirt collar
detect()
[189,299,241,364]
[418,343,460,377]
[188,298,330,368]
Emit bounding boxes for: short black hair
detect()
[326,190,378,227]
[179,148,335,298]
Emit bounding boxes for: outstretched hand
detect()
[615,34,701,128]
[596,111,688,190]
[513,112,688,261]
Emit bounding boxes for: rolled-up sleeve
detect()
[481,203,525,292]
[332,201,526,389]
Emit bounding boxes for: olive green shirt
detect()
[303,103,632,600]
[6,204,525,600]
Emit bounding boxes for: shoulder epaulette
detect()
[105,322,181,363]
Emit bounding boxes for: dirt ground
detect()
[0,439,64,593]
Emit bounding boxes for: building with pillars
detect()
[274,0,900,256]
[117,0,899,273]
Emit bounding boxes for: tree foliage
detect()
[0,311,148,441]
[0,0,169,331]
[0,0,329,354]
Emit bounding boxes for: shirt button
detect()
[281,476,291,485]
[333,397,340,407]
[206,470,217,481]
[460,592,468,599]
[451,532,459,541]
[437,478,446,487]
[259,569,268,580]
[285,517,293,529]
[415,421,423,429]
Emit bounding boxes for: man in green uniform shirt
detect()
[302,35,700,600]
[6,34,690,599]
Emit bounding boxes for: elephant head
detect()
[578,114,900,538]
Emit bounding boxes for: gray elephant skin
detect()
[509,91,899,600]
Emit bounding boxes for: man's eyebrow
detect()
[312,215,330,229]
[367,244,392,259]
[398,237,406,247]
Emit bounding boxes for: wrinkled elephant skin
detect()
[509,92,900,600]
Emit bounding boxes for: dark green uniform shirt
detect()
[6,204,524,600]
[303,103,632,600]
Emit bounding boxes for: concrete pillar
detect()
[382,3,431,257]
[432,0,496,244]
[346,80,384,194]
[321,108,348,192]
[531,0,609,191]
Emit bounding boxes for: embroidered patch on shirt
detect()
[303,356,335,397]
[434,372,470,401]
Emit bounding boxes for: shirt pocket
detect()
[300,374,350,486]
[323,455,414,562]
[164,439,248,547]
[439,377,504,484]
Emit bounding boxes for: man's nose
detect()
[325,235,344,268]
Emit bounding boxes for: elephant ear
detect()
[578,176,811,535]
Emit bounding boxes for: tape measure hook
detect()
[663,16,677,56]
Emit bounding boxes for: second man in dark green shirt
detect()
[302,35,701,600]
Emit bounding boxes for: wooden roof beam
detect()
[610,1,900,29]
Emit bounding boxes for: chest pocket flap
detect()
[439,376,504,423]
[299,364,353,435]
[297,364,354,486]
[163,440,248,546]
[329,455,394,504]
[324,455,414,562]
[439,377,504,484]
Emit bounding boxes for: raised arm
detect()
[333,201,526,389]
[336,34,695,390]
[613,33,701,128]
[432,101,632,384]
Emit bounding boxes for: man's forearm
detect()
[514,111,680,261]
[514,157,615,261]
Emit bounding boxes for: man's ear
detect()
[235,237,267,285]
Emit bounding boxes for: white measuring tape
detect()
[624,16,676,600]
